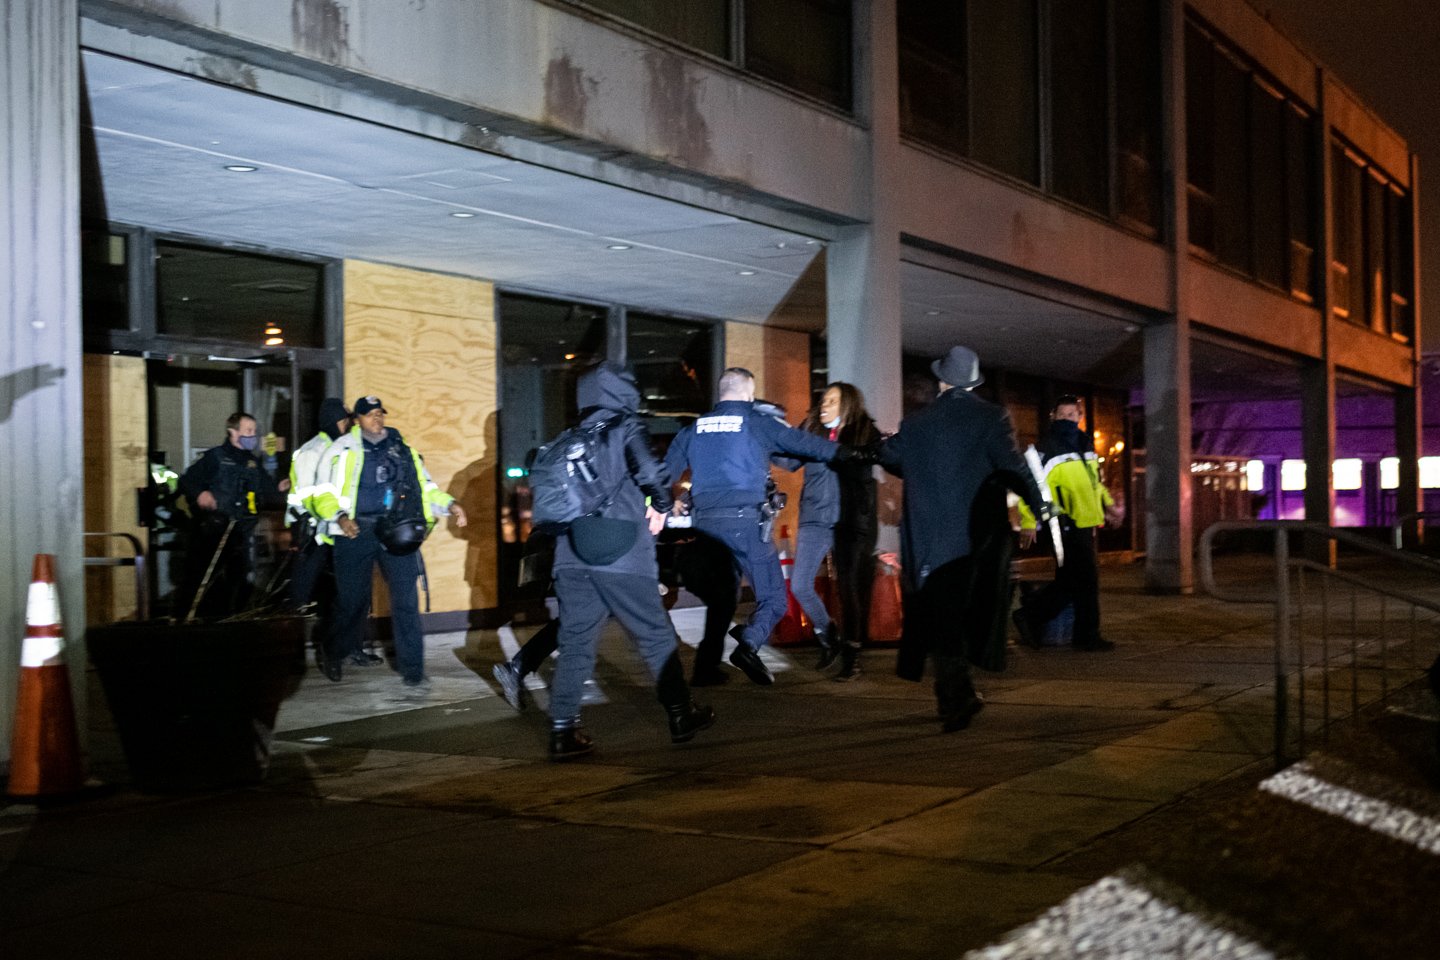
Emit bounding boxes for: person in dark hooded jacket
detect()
[548,362,716,761]
[878,346,1049,733]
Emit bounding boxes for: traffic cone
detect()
[8,554,83,798]
[867,552,904,646]
[772,526,810,646]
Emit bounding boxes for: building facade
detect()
[1,0,1422,759]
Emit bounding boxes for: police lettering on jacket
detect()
[666,400,838,512]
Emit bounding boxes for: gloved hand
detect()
[836,442,881,466]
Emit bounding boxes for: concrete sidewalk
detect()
[3,562,1438,958]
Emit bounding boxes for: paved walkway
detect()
[3,562,1439,958]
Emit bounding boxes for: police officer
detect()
[177,411,288,618]
[663,368,852,685]
[311,396,466,692]
[286,398,351,663]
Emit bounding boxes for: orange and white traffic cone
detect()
[8,554,83,798]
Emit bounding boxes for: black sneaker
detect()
[549,727,595,761]
[348,650,384,666]
[667,702,717,743]
[492,660,525,711]
[816,623,841,670]
[728,643,774,686]
[321,659,342,683]
[942,694,985,733]
[1011,609,1041,648]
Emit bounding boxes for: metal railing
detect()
[1391,510,1440,549]
[83,532,148,622]
[1198,520,1440,769]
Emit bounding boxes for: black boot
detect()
[549,719,594,761]
[834,644,861,682]
[816,622,841,670]
[657,654,717,743]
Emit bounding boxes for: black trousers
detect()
[832,526,877,649]
[674,532,739,673]
[900,555,980,711]
[1022,523,1101,646]
[179,516,255,619]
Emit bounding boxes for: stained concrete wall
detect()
[84,0,870,221]
[2,0,84,764]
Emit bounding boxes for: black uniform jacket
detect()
[878,387,1044,590]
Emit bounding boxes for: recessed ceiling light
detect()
[607,244,632,251]
[925,310,940,316]
[264,337,284,346]
[1125,324,1140,332]
[224,164,257,172]
[265,326,282,336]
[449,211,477,218]
[805,239,820,245]
[738,270,757,276]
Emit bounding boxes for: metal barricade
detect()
[83,532,148,622]
[1198,520,1440,770]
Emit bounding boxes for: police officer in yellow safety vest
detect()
[311,396,466,692]
[1014,395,1124,653]
[286,398,351,632]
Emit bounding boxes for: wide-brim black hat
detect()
[931,346,984,389]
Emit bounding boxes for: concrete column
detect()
[825,0,902,434]
[1143,321,1193,592]
[1143,0,1193,593]
[1,0,85,762]
[1301,360,1337,528]
[1395,385,1422,542]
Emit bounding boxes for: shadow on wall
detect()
[449,410,500,616]
[0,364,66,423]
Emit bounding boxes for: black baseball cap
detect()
[354,396,387,416]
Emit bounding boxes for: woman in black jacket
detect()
[790,382,880,681]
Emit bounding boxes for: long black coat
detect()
[879,387,1044,588]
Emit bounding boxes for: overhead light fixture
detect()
[925,310,940,316]
[564,353,577,360]
[224,164,257,172]
[449,211,477,218]
[738,270,757,276]
[805,239,820,245]
[264,336,284,346]
[607,243,632,251]
[264,326,282,336]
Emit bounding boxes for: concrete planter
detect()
[88,616,311,791]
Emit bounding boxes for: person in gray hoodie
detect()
[547,362,715,761]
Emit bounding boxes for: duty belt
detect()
[694,506,764,520]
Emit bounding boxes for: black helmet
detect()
[375,516,428,556]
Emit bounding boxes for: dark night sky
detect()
[1255,0,1440,352]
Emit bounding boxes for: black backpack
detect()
[529,417,622,535]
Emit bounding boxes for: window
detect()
[626,313,714,443]
[154,242,325,348]
[580,0,729,58]
[82,229,129,332]
[1246,459,1265,492]
[1048,0,1110,215]
[1329,140,1412,340]
[570,1,851,108]
[969,0,1039,184]
[1333,459,1362,491]
[744,0,852,108]
[898,0,968,155]
[1249,85,1287,290]
[1114,0,1163,231]
[1186,20,1317,302]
